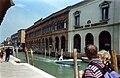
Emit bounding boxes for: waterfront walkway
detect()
[0,56,56,78]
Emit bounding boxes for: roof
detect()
[26,6,71,31]
[70,0,96,9]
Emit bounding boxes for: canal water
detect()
[18,52,88,78]
[17,52,120,78]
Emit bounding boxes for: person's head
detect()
[84,44,98,60]
[98,50,111,63]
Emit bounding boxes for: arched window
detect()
[61,36,65,52]
[46,38,48,49]
[74,34,81,53]
[42,38,45,48]
[85,33,94,46]
[55,37,59,51]
[49,37,52,48]
[99,31,111,53]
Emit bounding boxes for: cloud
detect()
[15,3,25,8]
[41,0,61,8]
[40,0,83,9]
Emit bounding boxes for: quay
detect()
[0,55,56,78]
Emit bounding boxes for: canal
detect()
[18,52,88,78]
[17,52,120,78]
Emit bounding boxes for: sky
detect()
[0,0,83,43]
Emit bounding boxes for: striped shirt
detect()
[83,60,105,78]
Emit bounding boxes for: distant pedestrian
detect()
[5,47,11,62]
[0,48,5,63]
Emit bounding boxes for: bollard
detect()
[45,49,46,57]
[16,46,18,58]
[49,48,51,57]
[24,47,29,64]
[70,52,72,58]
[111,50,118,72]
[74,49,78,78]
[55,49,57,57]
[70,40,72,58]
[61,49,63,56]
[30,48,34,66]
[12,47,15,57]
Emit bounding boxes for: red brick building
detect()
[26,7,70,55]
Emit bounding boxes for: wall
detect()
[68,0,120,55]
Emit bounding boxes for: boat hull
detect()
[55,59,82,65]
[81,57,89,63]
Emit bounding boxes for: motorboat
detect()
[55,59,82,65]
[55,56,82,65]
[81,57,89,63]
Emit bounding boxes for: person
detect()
[59,55,63,61]
[97,50,120,78]
[5,47,11,62]
[98,50,113,71]
[0,48,5,63]
[79,44,105,78]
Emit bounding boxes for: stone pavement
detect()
[0,56,56,78]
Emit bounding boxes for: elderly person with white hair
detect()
[98,50,114,71]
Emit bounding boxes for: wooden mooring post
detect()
[30,48,34,66]
[61,49,63,56]
[111,50,118,72]
[15,46,18,58]
[49,48,51,57]
[44,49,46,57]
[74,49,78,78]
[24,47,29,64]
[55,49,57,57]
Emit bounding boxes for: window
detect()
[74,11,80,26]
[57,22,61,30]
[100,1,111,20]
[102,6,109,20]
[55,23,57,30]
[63,20,67,28]
[75,15,80,25]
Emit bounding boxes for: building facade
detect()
[3,37,12,46]
[26,7,70,54]
[17,29,26,48]
[68,0,120,55]
[11,29,26,51]
[11,32,18,47]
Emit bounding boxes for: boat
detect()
[55,59,82,65]
[81,57,89,63]
[55,56,82,65]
